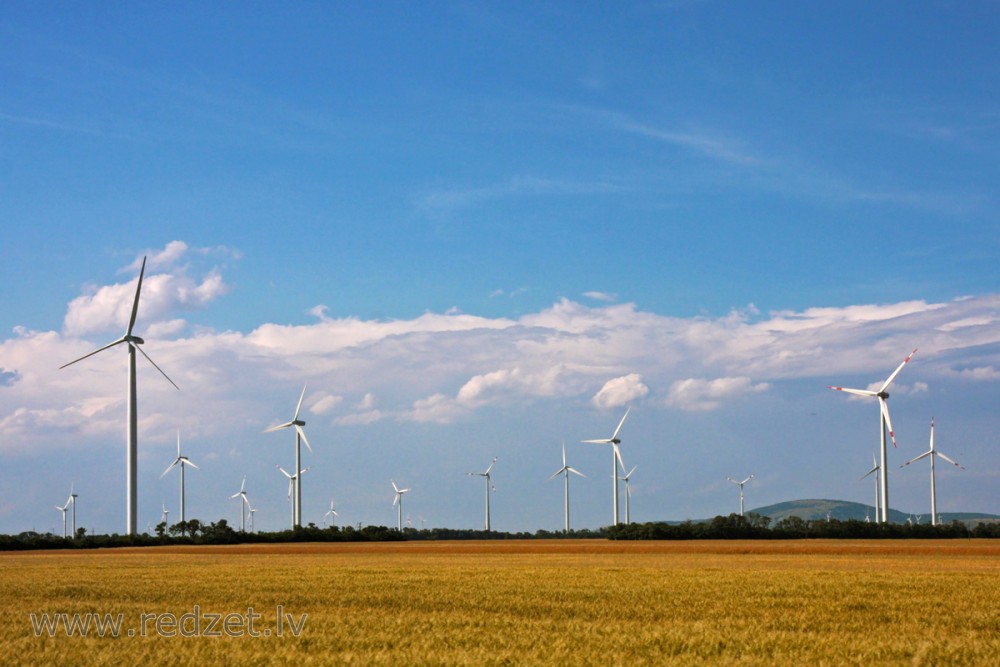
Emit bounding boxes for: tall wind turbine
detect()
[548,442,585,533]
[324,499,338,527]
[59,256,179,536]
[900,417,964,526]
[861,452,880,522]
[582,407,631,526]
[467,457,497,532]
[265,384,313,528]
[160,502,170,526]
[276,466,310,527]
[55,500,69,538]
[619,465,637,525]
[160,430,199,533]
[726,475,753,516]
[829,348,917,523]
[391,480,410,532]
[230,476,249,532]
[69,485,78,538]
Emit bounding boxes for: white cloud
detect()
[309,393,343,415]
[592,374,649,409]
[582,291,616,302]
[665,377,769,412]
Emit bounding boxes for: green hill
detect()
[748,499,999,525]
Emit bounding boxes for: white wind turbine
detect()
[230,476,250,532]
[619,465,637,525]
[265,384,313,528]
[467,457,497,532]
[900,417,964,526]
[861,452,880,523]
[582,407,631,526]
[160,430,199,533]
[324,499,338,527]
[391,480,410,532]
[59,256,179,536]
[55,500,70,538]
[829,348,917,523]
[276,466,310,527]
[548,442,586,533]
[66,484,78,538]
[247,504,257,533]
[726,475,753,516]
[160,502,170,526]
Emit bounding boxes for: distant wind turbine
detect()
[66,484,78,538]
[276,466,310,527]
[619,465,637,525]
[548,442,585,533]
[55,500,70,539]
[265,384,313,528]
[391,480,410,532]
[160,430,199,534]
[59,257,179,536]
[829,348,917,523]
[230,476,249,532]
[900,417,964,526]
[467,457,497,531]
[860,452,880,523]
[324,499,338,527]
[726,475,753,516]
[582,407,630,526]
[247,504,257,533]
[160,502,170,526]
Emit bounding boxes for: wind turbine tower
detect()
[582,407,631,526]
[160,430,199,533]
[265,384,313,528]
[829,348,917,523]
[619,465,637,525]
[391,480,410,532]
[277,466,310,527]
[861,452,880,522]
[548,442,585,533]
[59,257,179,535]
[900,418,964,526]
[467,457,497,531]
[726,475,754,516]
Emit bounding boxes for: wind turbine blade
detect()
[264,421,294,433]
[59,337,127,369]
[134,343,180,390]
[879,398,897,448]
[611,407,631,441]
[742,475,754,485]
[860,466,879,480]
[277,466,292,478]
[880,348,917,393]
[613,443,625,472]
[240,476,246,493]
[567,467,586,478]
[287,479,294,499]
[177,430,182,457]
[547,468,564,481]
[485,457,497,475]
[392,494,399,506]
[294,383,307,421]
[561,442,567,467]
[243,495,252,508]
[295,425,313,454]
[900,451,932,467]
[827,386,877,397]
[936,451,964,469]
[183,458,199,470]
[392,480,399,492]
[125,257,147,337]
[625,466,637,479]
[581,439,612,444]
[160,459,179,479]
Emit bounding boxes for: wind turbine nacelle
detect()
[128,336,146,345]
[878,391,889,399]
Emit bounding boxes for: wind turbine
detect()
[619,465,637,525]
[160,502,170,526]
[55,500,69,538]
[467,457,497,532]
[67,484,78,538]
[230,476,249,532]
[276,466,310,527]
[829,348,917,523]
[60,256,180,536]
[391,480,410,532]
[860,452,881,522]
[265,384,313,528]
[548,442,585,533]
[582,407,630,526]
[324,499,338,527]
[160,430,199,534]
[726,475,753,516]
[900,417,964,527]
[247,504,257,533]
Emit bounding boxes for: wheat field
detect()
[2,540,998,665]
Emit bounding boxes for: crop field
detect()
[2,540,999,665]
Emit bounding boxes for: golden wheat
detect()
[1,540,998,665]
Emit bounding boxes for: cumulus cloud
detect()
[665,377,769,412]
[309,393,344,415]
[592,374,649,409]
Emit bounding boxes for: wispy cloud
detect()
[420,175,627,213]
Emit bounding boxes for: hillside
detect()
[748,499,1000,525]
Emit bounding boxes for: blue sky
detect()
[1,2,998,534]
